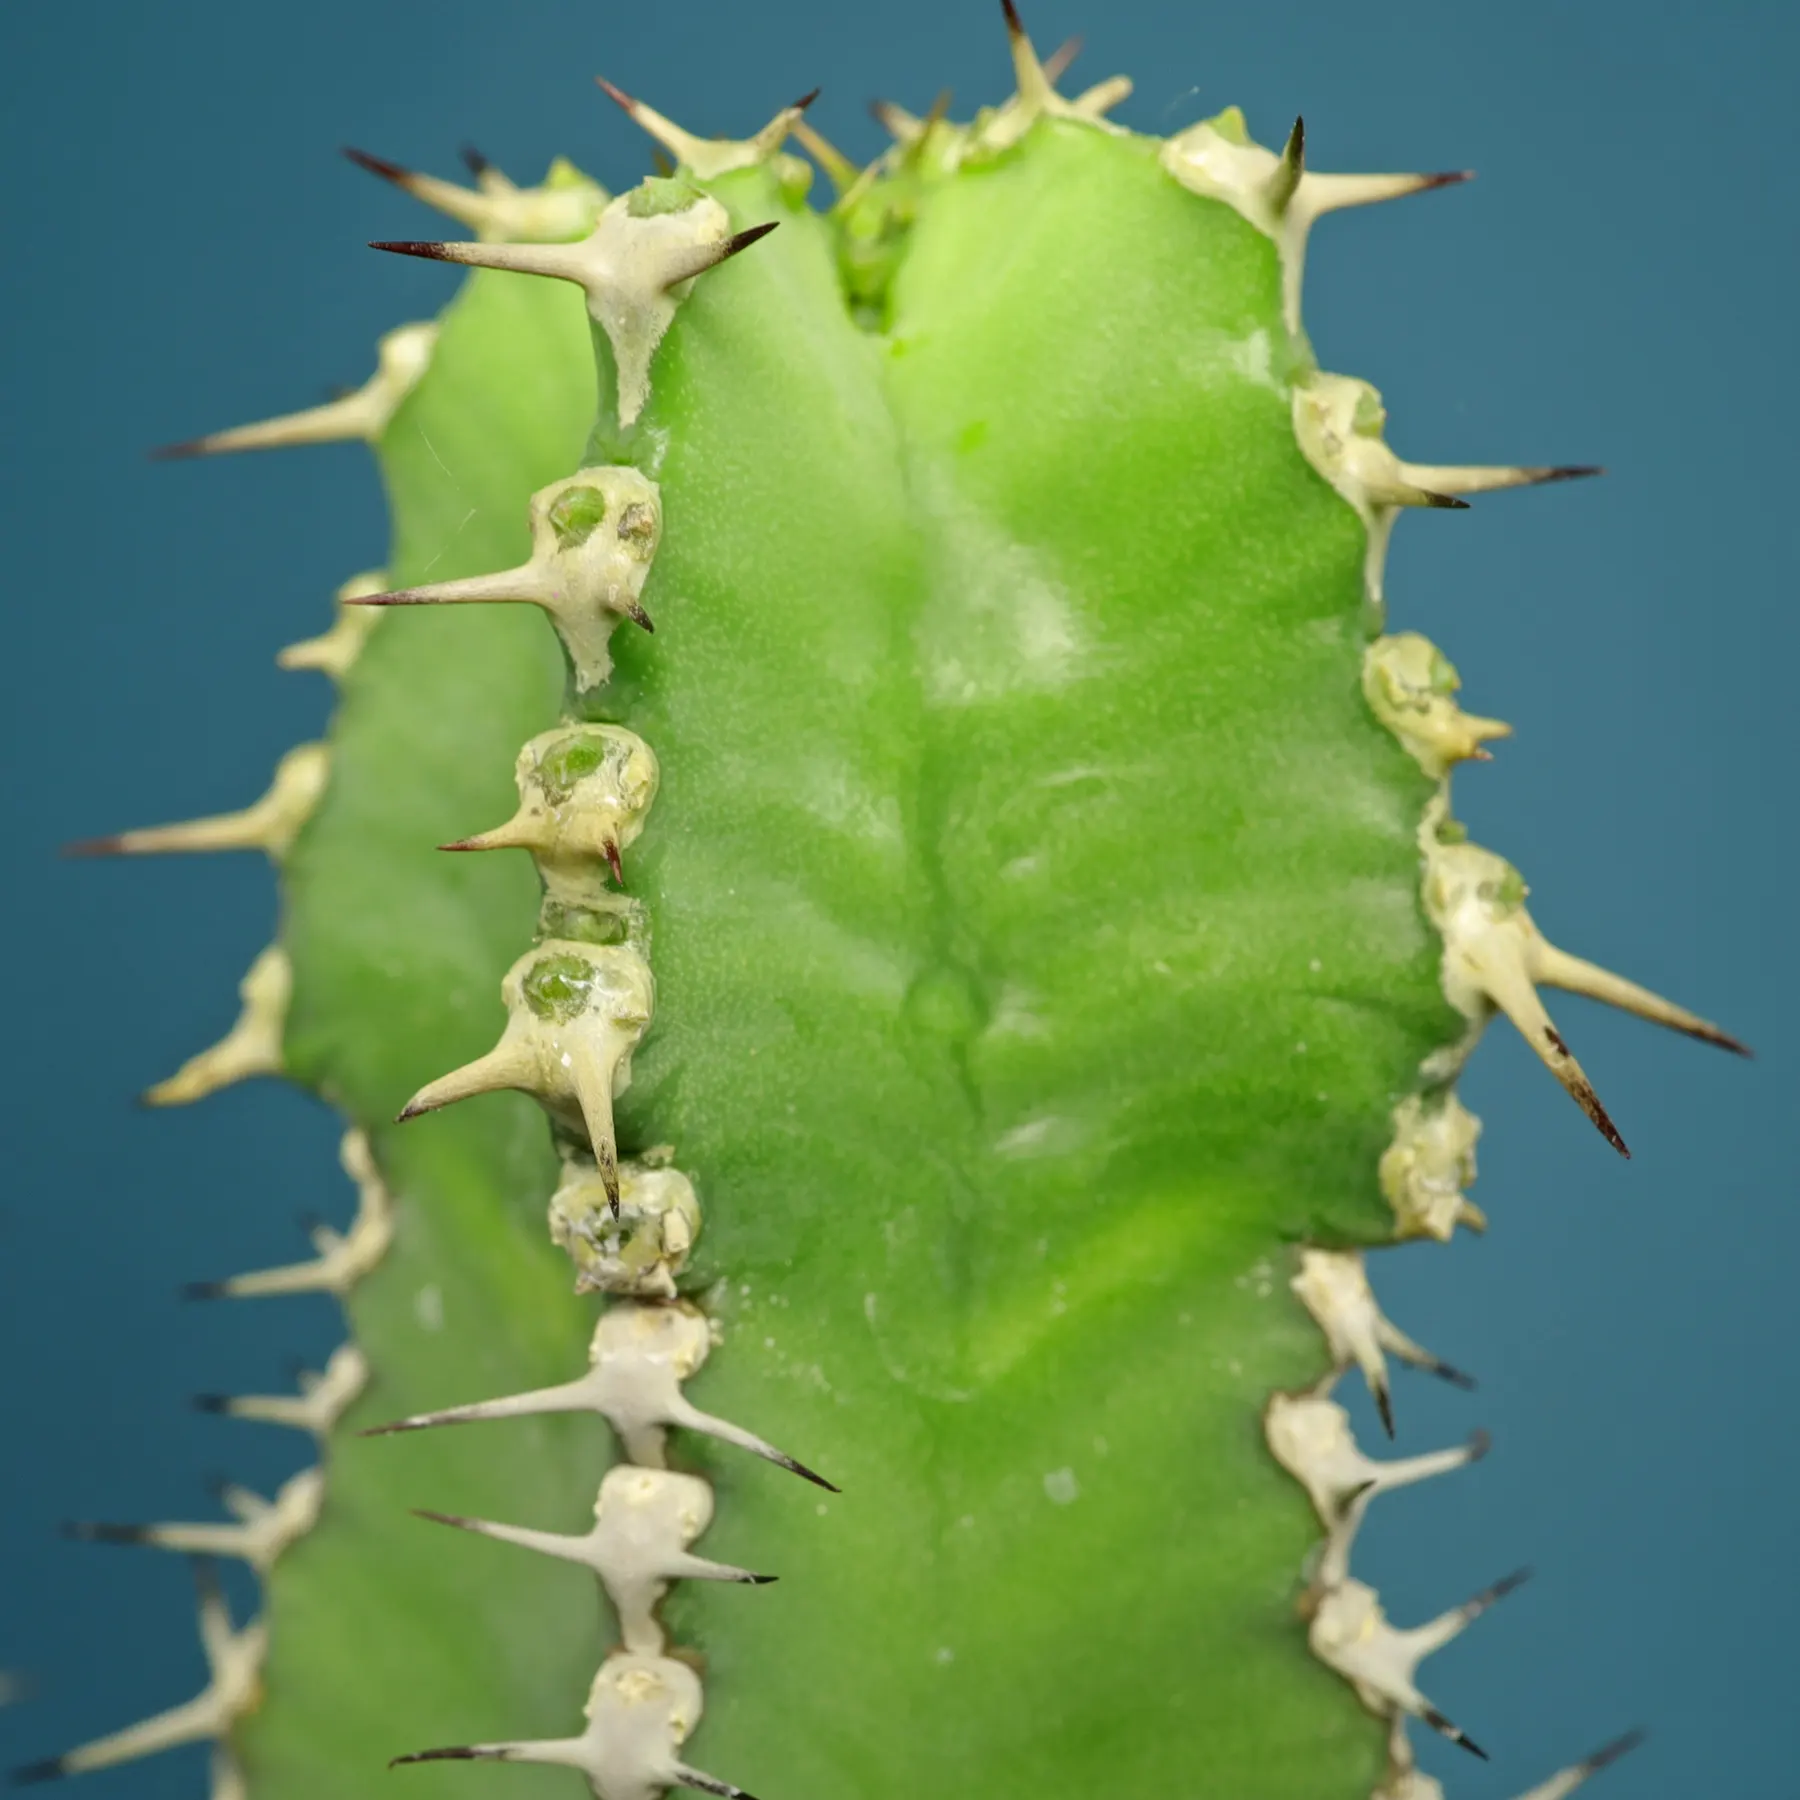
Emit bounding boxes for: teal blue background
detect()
[0,2,1790,1795]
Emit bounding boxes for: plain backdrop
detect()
[0,3,1791,1796]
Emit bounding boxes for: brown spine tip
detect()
[60,1521,146,1546]
[180,1280,226,1302]
[146,437,213,462]
[602,840,626,888]
[1371,1377,1395,1440]
[1420,491,1473,511]
[410,1509,475,1530]
[719,220,781,263]
[437,838,483,853]
[1539,464,1604,483]
[10,1758,67,1785]
[779,1452,840,1495]
[459,143,492,178]
[1585,1728,1648,1773]
[369,240,457,263]
[1000,0,1025,40]
[342,145,409,185]
[344,588,426,607]
[1428,1357,1476,1391]
[791,87,822,112]
[1422,1708,1488,1761]
[1682,1020,1752,1057]
[1476,1565,1533,1609]
[1042,34,1083,82]
[391,1748,483,1768]
[744,1573,779,1585]
[625,601,656,633]
[1421,169,1476,191]
[1282,115,1305,168]
[1466,1427,1493,1463]
[60,836,125,859]
[595,75,639,119]
[191,1394,231,1415]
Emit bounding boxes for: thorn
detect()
[1585,1729,1647,1772]
[625,600,656,633]
[718,220,780,263]
[676,1772,760,1800]
[596,78,811,181]
[341,144,408,185]
[1426,1356,1476,1391]
[1532,941,1751,1057]
[1267,116,1305,212]
[66,746,328,864]
[594,75,639,119]
[61,1521,147,1546]
[1372,1376,1395,1440]
[777,1453,839,1494]
[1466,1566,1533,1617]
[142,945,291,1107]
[369,239,459,262]
[1423,1709,1488,1760]
[1402,462,1603,499]
[1042,34,1082,82]
[788,119,862,195]
[149,323,434,458]
[870,98,913,138]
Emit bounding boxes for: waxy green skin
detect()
[257,121,1455,1799]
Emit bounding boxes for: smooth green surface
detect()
[258,122,1457,1800]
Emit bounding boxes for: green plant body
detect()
[29,13,1745,1800]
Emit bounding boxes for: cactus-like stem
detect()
[38,11,1743,1800]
